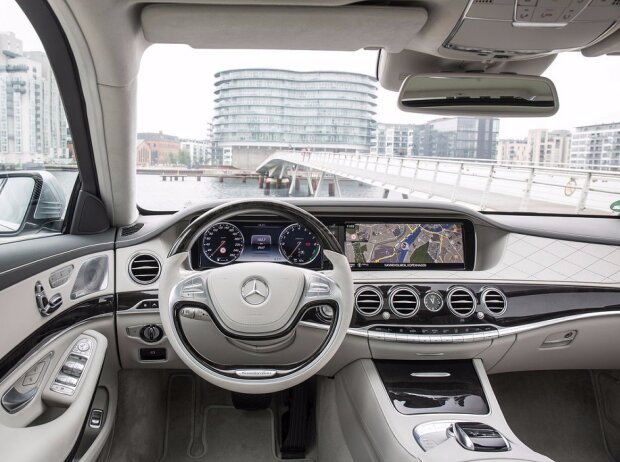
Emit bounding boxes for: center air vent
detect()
[129,254,161,285]
[354,286,383,317]
[481,288,507,316]
[388,286,420,318]
[447,287,476,318]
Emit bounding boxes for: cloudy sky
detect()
[3,0,620,140]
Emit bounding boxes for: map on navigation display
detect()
[345,223,465,269]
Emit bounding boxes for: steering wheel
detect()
[158,199,354,393]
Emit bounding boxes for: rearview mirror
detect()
[398,73,559,117]
[0,171,66,238]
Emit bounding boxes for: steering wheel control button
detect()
[181,277,205,298]
[179,307,196,319]
[241,278,270,305]
[235,369,277,378]
[306,275,333,298]
[140,325,164,343]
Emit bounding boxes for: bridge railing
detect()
[270,151,620,214]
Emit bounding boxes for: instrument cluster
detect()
[191,221,322,269]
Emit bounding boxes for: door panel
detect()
[0,250,114,360]
[0,328,108,462]
[0,231,115,291]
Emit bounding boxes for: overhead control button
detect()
[532,5,564,21]
[518,0,538,5]
[515,6,535,21]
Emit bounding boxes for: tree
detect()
[178,149,191,168]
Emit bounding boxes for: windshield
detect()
[137,47,620,215]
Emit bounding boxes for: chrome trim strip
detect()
[351,279,619,289]
[410,372,451,377]
[302,310,620,343]
[0,245,113,277]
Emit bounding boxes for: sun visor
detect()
[141,4,427,52]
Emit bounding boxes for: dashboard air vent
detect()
[481,288,507,316]
[388,286,420,318]
[447,287,476,318]
[129,254,161,285]
[121,223,144,236]
[354,286,383,317]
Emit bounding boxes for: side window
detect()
[0,1,78,243]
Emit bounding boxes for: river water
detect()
[49,171,387,211]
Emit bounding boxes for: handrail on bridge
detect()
[256,151,620,215]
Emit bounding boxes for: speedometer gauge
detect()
[202,222,244,264]
[279,224,320,265]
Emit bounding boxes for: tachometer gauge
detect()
[279,223,320,265]
[202,222,244,264]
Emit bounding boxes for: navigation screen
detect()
[345,223,465,270]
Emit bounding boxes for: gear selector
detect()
[452,422,511,452]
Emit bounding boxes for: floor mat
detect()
[490,370,612,462]
[160,374,313,462]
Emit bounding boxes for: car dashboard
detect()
[114,199,620,373]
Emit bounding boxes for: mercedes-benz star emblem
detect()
[241,278,269,305]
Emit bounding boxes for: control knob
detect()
[140,324,163,343]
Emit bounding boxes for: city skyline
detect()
[3,0,620,142]
[0,25,619,171]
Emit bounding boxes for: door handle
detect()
[1,386,37,414]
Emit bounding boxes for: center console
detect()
[334,358,553,462]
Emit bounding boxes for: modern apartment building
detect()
[373,118,498,159]
[496,139,529,164]
[212,69,377,169]
[372,123,416,157]
[0,32,70,165]
[180,139,212,167]
[526,129,571,167]
[570,122,620,171]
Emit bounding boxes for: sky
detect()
[2,0,620,140]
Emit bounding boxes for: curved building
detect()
[212,69,377,168]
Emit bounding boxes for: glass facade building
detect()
[372,118,499,160]
[212,69,377,168]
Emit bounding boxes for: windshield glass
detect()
[137,47,620,215]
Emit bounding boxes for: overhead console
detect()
[444,0,620,58]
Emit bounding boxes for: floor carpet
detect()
[102,371,313,462]
[490,370,612,462]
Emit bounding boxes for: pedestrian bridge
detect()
[256,151,620,215]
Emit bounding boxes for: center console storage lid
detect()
[376,360,489,416]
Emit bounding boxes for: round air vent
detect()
[128,253,161,285]
[354,286,383,317]
[388,286,420,318]
[481,287,507,316]
[447,286,476,318]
